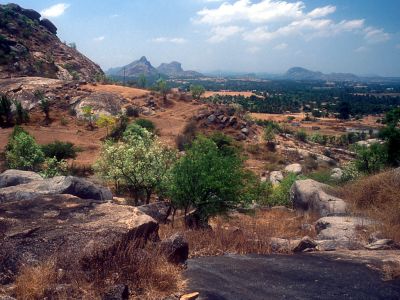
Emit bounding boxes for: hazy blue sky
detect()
[4,0,400,75]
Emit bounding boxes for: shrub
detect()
[190,84,206,100]
[209,132,239,157]
[354,143,388,174]
[39,98,50,123]
[176,120,197,151]
[241,171,273,206]
[40,157,68,178]
[6,127,45,171]
[268,173,298,207]
[109,113,129,141]
[126,105,140,117]
[167,136,246,227]
[134,118,155,132]
[96,114,116,136]
[0,93,13,127]
[295,130,308,142]
[14,100,29,125]
[41,141,78,160]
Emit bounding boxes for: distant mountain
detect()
[284,67,360,82]
[107,57,203,78]
[107,56,158,77]
[157,61,203,78]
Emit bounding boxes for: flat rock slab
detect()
[0,194,157,284]
[185,254,400,300]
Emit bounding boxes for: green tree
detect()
[379,108,400,166]
[337,101,351,120]
[13,100,29,125]
[96,114,116,136]
[354,143,388,174]
[39,98,50,124]
[155,79,169,102]
[167,136,245,227]
[263,124,277,150]
[0,94,13,127]
[95,128,176,204]
[82,105,95,130]
[6,127,45,171]
[138,74,147,88]
[190,84,205,100]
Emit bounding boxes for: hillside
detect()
[0,3,103,81]
[284,67,361,82]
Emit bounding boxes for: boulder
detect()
[40,18,58,34]
[364,239,400,250]
[137,201,170,223]
[160,233,189,264]
[0,176,113,203]
[207,114,216,124]
[0,169,43,188]
[269,171,283,185]
[290,179,347,216]
[284,163,302,175]
[20,8,41,21]
[292,236,318,252]
[315,216,372,241]
[75,92,127,117]
[0,194,158,284]
[269,238,300,252]
[316,239,363,251]
[241,127,249,135]
[330,168,343,181]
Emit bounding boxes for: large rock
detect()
[0,169,43,188]
[40,18,57,34]
[0,194,158,284]
[0,176,113,203]
[20,8,41,20]
[74,92,127,117]
[160,233,189,264]
[330,168,343,181]
[284,163,302,175]
[269,171,283,185]
[290,179,347,216]
[137,201,170,223]
[315,216,372,241]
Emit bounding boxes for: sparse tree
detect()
[82,105,95,130]
[138,74,147,88]
[263,124,276,150]
[14,100,29,125]
[39,98,51,124]
[155,79,169,103]
[190,84,205,100]
[96,114,116,136]
[0,94,13,127]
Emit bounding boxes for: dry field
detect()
[204,91,258,98]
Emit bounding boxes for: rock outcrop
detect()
[73,91,128,117]
[0,3,103,80]
[0,169,43,188]
[0,194,158,284]
[160,233,189,264]
[0,174,113,203]
[290,179,347,216]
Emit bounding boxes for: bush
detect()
[353,143,388,174]
[41,141,78,160]
[109,113,129,141]
[176,120,197,151]
[126,105,140,117]
[241,171,273,206]
[0,93,13,127]
[40,157,68,178]
[295,130,308,142]
[268,173,298,207]
[6,127,45,171]
[14,101,29,125]
[134,118,155,132]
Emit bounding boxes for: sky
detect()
[3,0,400,76]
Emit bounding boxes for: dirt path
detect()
[185,254,400,300]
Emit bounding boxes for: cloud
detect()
[151,37,186,44]
[195,0,389,45]
[208,25,243,43]
[41,3,70,18]
[110,14,120,18]
[354,46,368,53]
[274,43,288,50]
[93,36,105,42]
[246,46,261,54]
[364,26,390,43]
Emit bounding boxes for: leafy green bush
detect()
[241,171,273,206]
[134,118,155,132]
[6,127,45,171]
[295,130,308,142]
[40,157,68,178]
[268,173,298,207]
[354,143,388,174]
[41,141,78,161]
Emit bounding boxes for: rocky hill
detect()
[0,3,103,81]
[284,67,360,82]
[107,57,203,78]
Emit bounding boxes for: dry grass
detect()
[382,262,400,281]
[337,169,400,242]
[14,260,57,300]
[12,240,184,300]
[160,210,317,257]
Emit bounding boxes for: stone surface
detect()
[292,236,318,253]
[102,284,129,300]
[330,168,343,181]
[290,179,347,216]
[137,201,170,223]
[315,216,372,241]
[0,176,113,203]
[160,233,189,264]
[180,292,200,300]
[365,239,400,250]
[0,194,158,284]
[269,171,283,185]
[284,163,302,175]
[0,169,43,188]
[40,18,57,34]
[74,92,127,117]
